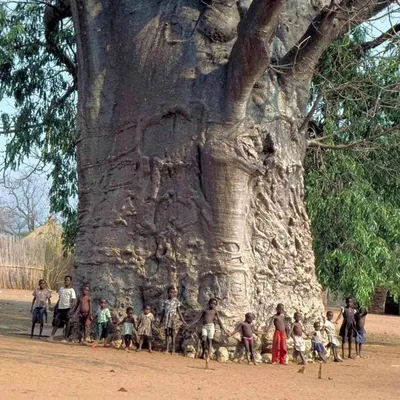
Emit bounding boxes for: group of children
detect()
[31,276,367,364]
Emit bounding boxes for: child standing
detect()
[336,297,357,359]
[72,284,92,344]
[137,305,154,353]
[289,312,307,365]
[188,298,227,359]
[30,279,52,339]
[354,306,368,358]
[92,299,111,348]
[324,311,342,362]
[48,275,76,341]
[160,286,187,354]
[228,312,257,365]
[267,304,288,365]
[120,307,136,352]
[311,321,327,362]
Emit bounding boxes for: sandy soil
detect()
[1,289,400,400]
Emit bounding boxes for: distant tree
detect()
[0,171,49,235]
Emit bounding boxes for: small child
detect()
[266,303,288,365]
[92,299,111,348]
[72,284,92,344]
[324,311,342,362]
[289,312,307,365]
[336,296,357,359]
[228,312,257,365]
[354,306,368,358]
[120,307,136,352]
[160,286,187,354]
[137,305,154,353]
[311,321,327,362]
[188,298,227,359]
[30,279,52,339]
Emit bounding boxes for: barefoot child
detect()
[48,275,76,341]
[72,285,92,343]
[311,321,327,362]
[120,307,136,352]
[188,298,227,359]
[267,304,288,365]
[228,312,257,365]
[289,312,307,365]
[92,299,111,347]
[137,305,154,353]
[336,297,357,359]
[30,279,51,339]
[324,311,342,362]
[160,286,187,354]
[354,306,368,358]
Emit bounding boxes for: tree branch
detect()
[299,93,323,133]
[44,82,76,123]
[43,0,77,80]
[361,22,400,52]
[278,0,396,86]
[307,124,400,150]
[225,0,285,121]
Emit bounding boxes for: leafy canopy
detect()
[0,1,77,248]
[305,25,400,306]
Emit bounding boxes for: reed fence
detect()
[0,234,72,290]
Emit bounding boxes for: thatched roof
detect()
[25,217,62,240]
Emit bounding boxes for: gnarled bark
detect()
[68,0,392,332]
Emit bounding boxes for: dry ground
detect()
[1,289,400,400]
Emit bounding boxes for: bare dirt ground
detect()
[1,289,400,400]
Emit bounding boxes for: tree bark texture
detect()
[370,287,388,315]
[70,0,376,328]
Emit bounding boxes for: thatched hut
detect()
[0,217,73,290]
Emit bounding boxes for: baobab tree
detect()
[40,0,398,324]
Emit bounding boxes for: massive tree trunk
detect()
[67,0,389,329]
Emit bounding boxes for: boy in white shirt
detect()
[48,275,76,341]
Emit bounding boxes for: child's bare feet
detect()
[149,350,153,353]
[124,348,130,353]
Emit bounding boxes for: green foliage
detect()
[0,1,77,248]
[306,27,400,306]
